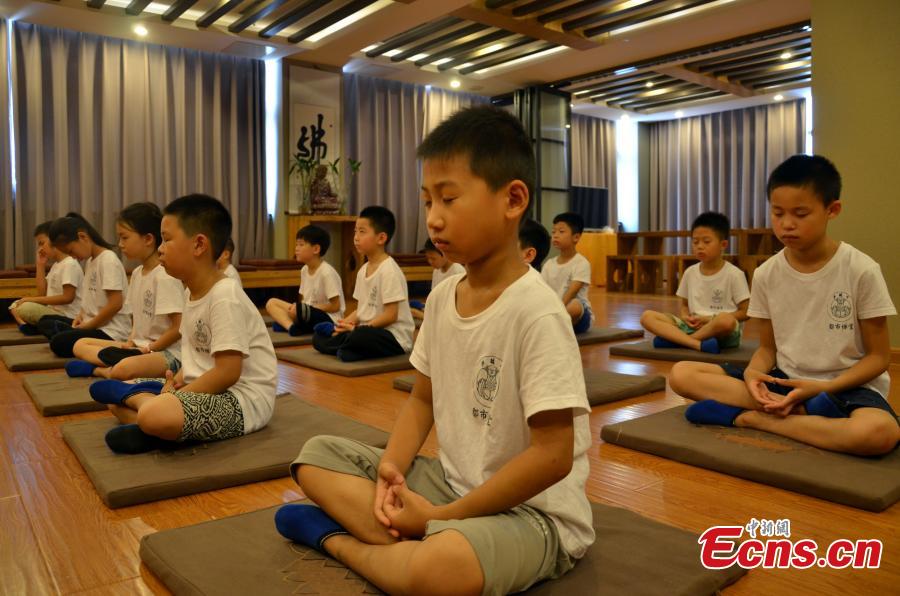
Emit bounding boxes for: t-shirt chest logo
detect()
[142,288,154,316]
[711,289,723,304]
[193,319,212,351]
[367,286,378,309]
[89,271,99,291]
[474,356,502,407]
[829,291,853,322]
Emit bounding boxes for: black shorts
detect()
[721,364,899,421]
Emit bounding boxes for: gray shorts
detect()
[293,435,576,596]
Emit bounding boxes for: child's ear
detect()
[827,200,842,219]
[193,233,209,257]
[505,180,529,221]
[377,232,388,246]
[721,238,729,251]
[523,246,536,264]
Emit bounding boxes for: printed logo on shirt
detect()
[89,271,99,292]
[192,319,212,353]
[712,289,723,304]
[367,286,378,310]
[829,291,853,323]
[142,288,154,317]
[474,356,502,408]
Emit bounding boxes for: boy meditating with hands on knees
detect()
[640,212,750,354]
[276,106,594,595]
[89,195,277,454]
[541,212,594,333]
[266,225,345,336]
[312,206,415,362]
[669,155,899,456]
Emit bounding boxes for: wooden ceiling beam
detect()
[654,64,754,97]
[451,4,599,51]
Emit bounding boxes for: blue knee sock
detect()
[274,503,348,553]
[803,392,847,418]
[313,322,335,337]
[409,300,425,311]
[89,379,164,405]
[685,400,744,426]
[272,322,288,333]
[652,336,680,349]
[700,338,721,354]
[105,424,179,454]
[65,360,98,378]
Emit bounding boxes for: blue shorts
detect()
[721,364,899,422]
[573,299,593,334]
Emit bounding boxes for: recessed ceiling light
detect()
[565,123,571,129]
[450,79,461,89]
[774,94,784,101]
[133,24,148,36]
[645,81,654,88]
[425,84,432,90]
[569,102,574,108]
[780,51,792,60]
[674,110,684,117]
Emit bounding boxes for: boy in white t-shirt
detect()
[217,238,242,285]
[89,195,277,454]
[542,212,594,334]
[266,225,345,336]
[409,238,465,320]
[10,221,83,334]
[312,206,415,362]
[276,106,594,595]
[671,155,899,456]
[66,203,184,380]
[640,212,750,353]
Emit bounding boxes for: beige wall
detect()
[813,0,900,347]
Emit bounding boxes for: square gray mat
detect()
[1,344,72,371]
[576,326,644,345]
[276,349,412,377]
[601,405,900,511]
[0,327,47,347]
[140,501,745,596]
[24,372,105,416]
[62,394,388,508]
[268,328,313,347]
[609,339,759,365]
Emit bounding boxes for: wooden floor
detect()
[0,288,897,595]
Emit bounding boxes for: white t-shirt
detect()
[748,243,896,398]
[45,256,83,319]
[223,264,242,285]
[299,262,345,322]
[126,264,185,359]
[179,278,278,433]
[353,257,415,352]
[676,261,750,317]
[541,253,592,307]
[432,262,466,289]
[411,268,595,558]
[80,250,131,342]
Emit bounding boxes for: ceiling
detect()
[1,0,812,117]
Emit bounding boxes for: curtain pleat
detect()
[342,74,489,253]
[570,113,618,225]
[648,99,805,252]
[5,22,268,266]
[0,18,14,268]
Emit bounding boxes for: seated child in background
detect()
[518,217,551,270]
[409,238,465,320]
[66,203,184,380]
[640,211,749,354]
[670,154,899,456]
[42,213,132,356]
[276,105,593,595]
[266,225,345,336]
[10,221,83,335]
[90,194,278,454]
[541,212,594,333]
[218,238,242,285]
[312,206,414,362]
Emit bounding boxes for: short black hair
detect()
[519,218,550,270]
[49,212,114,250]
[296,225,331,257]
[223,238,235,255]
[691,211,730,241]
[118,202,163,248]
[767,154,842,206]
[359,206,396,244]
[34,221,52,238]
[417,105,536,199]
[420,238,441,254]
[163,194,232,260]
[552,212,585,235]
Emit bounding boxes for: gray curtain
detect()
[0,19,14,268]
[343,74,489,253]
[8,22,268,266]
[648,99,805,251]
[571,113,617,225]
